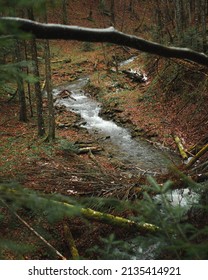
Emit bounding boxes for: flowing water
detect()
[53,77,178,174]
[53,75,200,259]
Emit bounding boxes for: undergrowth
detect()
[0,173,208,260]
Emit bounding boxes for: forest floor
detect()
[1,41,208,259]
[0,2,208,259]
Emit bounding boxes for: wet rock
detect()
[73,120,87,127]
[57,89,73,99]
[57,123,71,128]
[122,68,148,83]
[54,104,66,112]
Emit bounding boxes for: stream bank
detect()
[54,77,180,176]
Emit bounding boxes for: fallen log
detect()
[0,185,160,235]
[78,146,102,154]
[174,136,188,160]
[186,143,208,169]
[63,224,79,259]
[188,134,208,154]
[2,17,208,66]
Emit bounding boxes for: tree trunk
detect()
[62,0,68,25]
[129,0,135,13]
[23,40,33,117]
[154,0,164,43]
[28,9,45,137]
[110,0,115,26]
[175,0,183,42]
[43,6,55,141]
[15,39,27,122]
[44,39,55,140]
[201,0,207,52]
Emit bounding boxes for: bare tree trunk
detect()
[186,0,192,25]
[28,8,45,137]
[110,0,115,26]
[201,0,207,52]
[44,39,55,140]
[175,0,183,42]
[23,40,33,117]
[62,0,68,25]
[195,0,201,33]
[129,0,135,13]
[15,39,27,122]
[154,0,164,43]
[43,5,55,141]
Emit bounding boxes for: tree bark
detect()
[43,6,55,141]
[15,39,27,122]
[110,0,115,26]
[175,0,183,42]
[186,143,208,169]
[27,11,45,137]
[201,0,207,52]
[1,17,208,66]
[23,40,33,117]
[62,0,68,25]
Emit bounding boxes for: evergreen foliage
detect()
[1,174,208,259]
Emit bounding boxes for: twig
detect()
[0,118,15,126]
[0,199,67,260]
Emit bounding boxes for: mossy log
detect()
[78,146,102,154]
[186,143,208,169]
[63,224,79,259]
[188,135,208,154]
[174,136,188,160]
[0,185,159,235]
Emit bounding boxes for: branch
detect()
[0,199,67,260]
[0,185,159,235]
[1,17,208,67]
[186,143,208,169]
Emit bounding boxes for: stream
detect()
[52,64,199,259]
[53,77,178,175]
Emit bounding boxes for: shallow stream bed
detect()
[54,77,179,175]
[53,76,201,259]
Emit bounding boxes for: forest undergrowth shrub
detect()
[180,27,205,53]
[0,173,208,260]
[58,139,79,155]
[81,42,94,52]
[143,57,207,108]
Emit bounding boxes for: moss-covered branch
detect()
[0,185,159,235]
[186,143,208,169]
